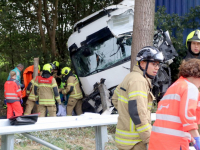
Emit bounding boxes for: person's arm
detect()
[52,78,61,104]
[62,77,74,95]
[128,80,151,144]
[179,86,198,132]
[26,79,34,95]
[15,82,22,98]
[111,85,120,110]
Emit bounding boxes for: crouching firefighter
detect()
[60,67,83,116]
[34,64,61,117]
[114,46,164,150]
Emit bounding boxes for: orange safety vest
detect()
[4,79,21,103]
[22,65,40,98]
[149,76,199,150]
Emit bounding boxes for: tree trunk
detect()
[37,0,47,63]
[130,0,155,71]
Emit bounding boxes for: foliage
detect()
[0,0,122,72]
[155,6,200,81]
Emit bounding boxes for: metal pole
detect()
[1,134,14,150]
[22,133,63,150]
[95,125,108,150]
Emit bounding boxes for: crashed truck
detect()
[67,0,178,114]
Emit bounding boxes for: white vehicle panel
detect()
[67,7,134,49]
[79,61,130,95]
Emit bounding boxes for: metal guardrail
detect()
[0,113,195,150]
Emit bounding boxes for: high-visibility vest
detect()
[35,76,60,105]
[149,76,199,150]
[4,79,21,103]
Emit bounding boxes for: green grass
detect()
[12,127,117,150]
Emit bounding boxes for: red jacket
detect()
[4,79,21,103]
[149,76,199,150]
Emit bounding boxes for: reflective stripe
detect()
[16,89,21,92]
[161,94,180,101]
[115,137,141,145]
[6,93,17,95]
[130,118,134,132]
[156,114,182,124]
[183,124,191,127]
[38,84,53,87]
[118,95,128,103]
[115,89,119,96]
[152,126,191,141]
[148,102,152,109]
[116,129,139,137]
[5,97,20,99]
[129,91,147,98]
[52,83,57,87]
[136,123,151,133]
[39,102,55,105]
[185,80,198,120]
[39,98,55,101]
[198,101,200,107]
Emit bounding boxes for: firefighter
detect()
[24,73,40,115]
[34,64,61,117]
[149,58,200,150]
[114,46,164,150]
[4,71,23,118]
[185,29,200,59]
[52,61,62,78]
[60,67,83,116]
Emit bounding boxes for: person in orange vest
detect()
[4,71,23,118]
[149,58,200,150]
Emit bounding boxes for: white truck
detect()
[67,1,135,113]
[67,0,178,114]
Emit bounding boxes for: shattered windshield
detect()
[71,32,132,77]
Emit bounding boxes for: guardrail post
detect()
[1,134,14,150]
[95,125,108,150]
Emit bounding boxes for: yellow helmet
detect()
[53,61,59,68]
[186,30,200,48]
[43,64,53,73]
[61,67,71,75]
[38,65,40,71]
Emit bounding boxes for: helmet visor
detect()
[153,52,164,62]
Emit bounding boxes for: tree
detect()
[131,0,155,70]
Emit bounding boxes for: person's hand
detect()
[194,137,200,150]
[20,99,23,104]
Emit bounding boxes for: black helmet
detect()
[49,63,56,70]
[136,46,164,79]
[136,46,164,63]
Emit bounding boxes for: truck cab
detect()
[67,1,135,113]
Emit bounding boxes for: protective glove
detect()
[20,99,23,104]
[194,137,200,150]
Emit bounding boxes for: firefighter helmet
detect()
[186,30,200,48]
[61,67,71,75]
[136,46,164,63]
[53,61,59,68]
[49,63,56,70]
[43,64,53,73]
